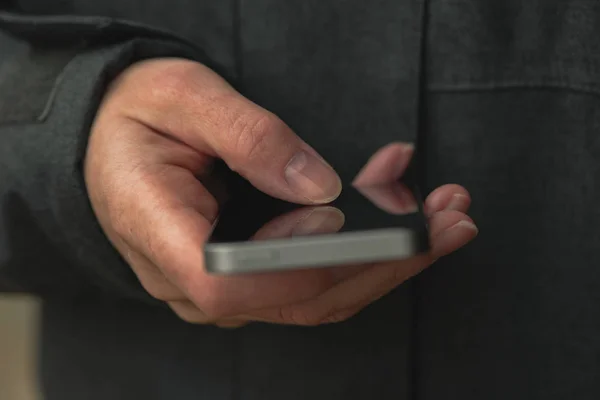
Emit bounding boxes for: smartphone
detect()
[204,175,430,274]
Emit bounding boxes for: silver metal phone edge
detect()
[203,228,428,274]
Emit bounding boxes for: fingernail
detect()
[447,194,470,211]
[450,220,479,235]
[431,220,478,259]
[285,151,342,202]
[292,207,345,236]
[402,143,415,153]
[393,143,415,177]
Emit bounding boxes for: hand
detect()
[85,58,477,328]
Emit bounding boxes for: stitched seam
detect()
[410,0,431,399]
[38,48,85,121]
[0,47,81,126]
[428,81,600,97]
[232,0,244,84]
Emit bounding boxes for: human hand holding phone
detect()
[84,59,476,328]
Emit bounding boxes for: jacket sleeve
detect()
[0,10,223,302]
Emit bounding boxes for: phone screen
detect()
[208,175,429,249]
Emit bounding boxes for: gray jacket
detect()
[1,0,599,399]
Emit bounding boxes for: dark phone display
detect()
[208,174,430,248]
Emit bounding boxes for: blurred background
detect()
[0,295,42,400]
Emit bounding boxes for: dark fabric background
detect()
[1,0,599,399]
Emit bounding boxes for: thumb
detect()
[117,59,342,204]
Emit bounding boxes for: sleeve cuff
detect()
[0,25,210,301]
[50,38,203,301]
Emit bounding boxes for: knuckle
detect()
[229,111,279,163]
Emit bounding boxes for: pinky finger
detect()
[428,210,478,259]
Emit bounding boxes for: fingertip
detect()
[425,184,471,215]
[353,142,415,186]
[431,218,479,258]
[283,150,343,204]
[446,193,471,212]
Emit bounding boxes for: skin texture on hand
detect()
[84,58,478,328]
